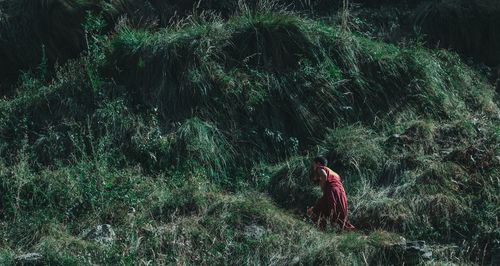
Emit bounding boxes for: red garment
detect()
[311,166,355,230]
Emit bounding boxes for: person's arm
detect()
[307,168,328,216]
[317,168,327,192]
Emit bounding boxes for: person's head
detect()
[312,156,328,170]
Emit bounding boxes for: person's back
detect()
[308,157,355,230]
[320,166,343,188]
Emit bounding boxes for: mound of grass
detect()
[108,11,497,155]
[108,13,346,152]
[170,118,235,176]
[226,13,317,71]
[0,59,98,166]
[0,5,499,265]
[319,124,385,178]
[0,0,343,94]
[266,156,320,212]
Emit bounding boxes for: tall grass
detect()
[0,5,499,265]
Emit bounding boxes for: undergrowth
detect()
[0,3,498,265]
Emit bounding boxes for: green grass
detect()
[0,4,499,265]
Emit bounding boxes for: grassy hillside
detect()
[2,0,500,93]
[0,1,499,265]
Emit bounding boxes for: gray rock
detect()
[243,225,266,239]
[14,253,44,266]
[291,256,300,265]
[404,240,432,259]
[82,224,116,245]
[390,240,432,264]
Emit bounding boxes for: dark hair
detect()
[313,156,328,166]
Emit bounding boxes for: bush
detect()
[351,186,414,232]
[226,13,317,71]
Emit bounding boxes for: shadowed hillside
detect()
[2,0,499,93]
[0,1,499,265]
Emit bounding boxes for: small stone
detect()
[390,240,433,263]
[14,253,44,266]
[404,240,432,260]
[82,224,116,245]
[243,225,266,239]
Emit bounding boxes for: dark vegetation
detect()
[352,0,500,70]
[414,0,500,66]
[2,0,500,93]
[0,0,499,265]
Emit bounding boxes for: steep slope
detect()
[0,6,499,266]
[3,0,500,94]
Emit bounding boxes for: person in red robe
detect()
[307,156,355,230]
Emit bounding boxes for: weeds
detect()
[0,2,498,265]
